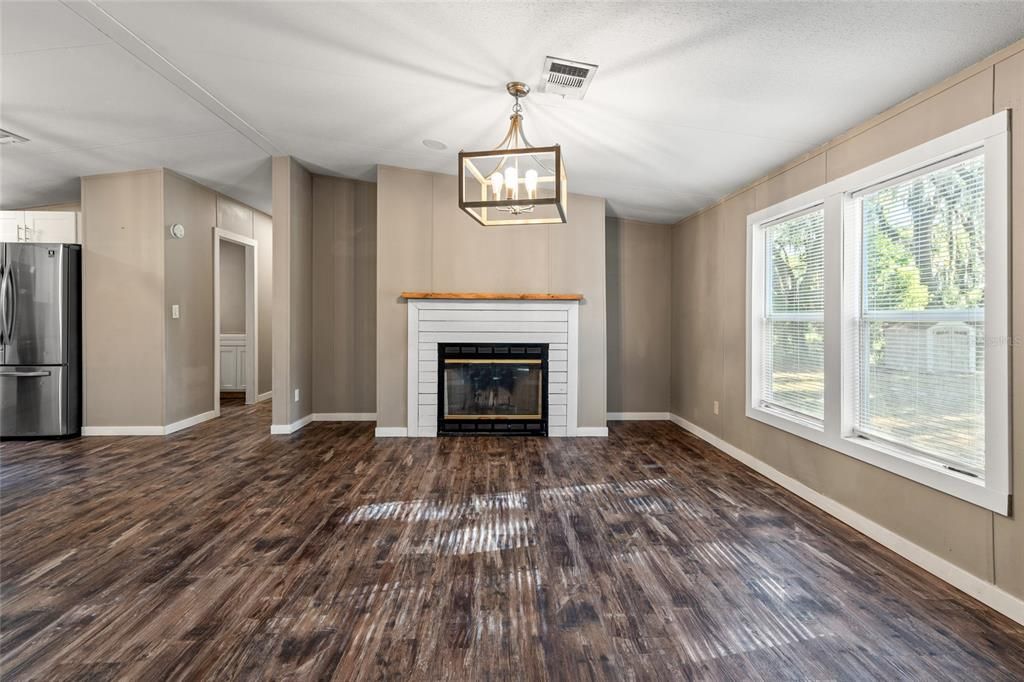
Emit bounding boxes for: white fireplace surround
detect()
[405,299,580,437]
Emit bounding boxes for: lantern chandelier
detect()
[458,81,567,226]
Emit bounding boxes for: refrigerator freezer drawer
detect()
[0,365,71,437]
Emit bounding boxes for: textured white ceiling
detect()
[2,1,1022,221]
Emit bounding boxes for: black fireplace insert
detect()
[437,343,548,435]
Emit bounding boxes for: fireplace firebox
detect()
[437,343,548,435]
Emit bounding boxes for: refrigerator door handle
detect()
[0,370,51,378]
[2,264,14,341]
[0,262,9,344]
[0,262,5,346]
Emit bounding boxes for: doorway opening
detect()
[213,229,257,415]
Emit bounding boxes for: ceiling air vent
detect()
[538,57,598,100]
[0,129,29,145]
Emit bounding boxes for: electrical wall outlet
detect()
[171,304,180,319]
[294,388,300,402]
[713,400,719,415]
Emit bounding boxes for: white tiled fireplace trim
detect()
[406,299,580,437]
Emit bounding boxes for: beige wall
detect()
[81,170,165,427]
[670,41,1024,599]
[219,241,246,334]
[671,206,723,429]
[606,218,672,414]
[163,173,270,423]
[163,171,216,424]
[312,175,377,414]
[376,166,607,429]
[993,46,1024,600]
[82,168,270,427]
[272,156,313,426]
[376,166,431,429]
[217,195,255,238]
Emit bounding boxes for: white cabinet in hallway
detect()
[219,335,247,391]
[0,211,79,243]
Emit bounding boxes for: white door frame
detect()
[213,228,258,414]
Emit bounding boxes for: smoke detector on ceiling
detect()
[538,56,598,100]
[0,129,29,145]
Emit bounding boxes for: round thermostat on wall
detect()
[169,223,185,239]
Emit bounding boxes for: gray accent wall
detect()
[606,218,672,414]
[255,210,273,397]
[670,45,1024,600]
[272,156,313,427]
[312,175,377,415]
[375,166,607,430]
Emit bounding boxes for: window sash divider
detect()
[763,312,824,322]
[860,309,984,322]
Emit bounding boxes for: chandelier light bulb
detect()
[489,171,503,199]
[524,169,538,200]
[504,166,519,200]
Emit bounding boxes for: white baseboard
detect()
[375,427,408,437]
[165,410,217,435]
[668,413,1024,626]
[267,412,378,435]
[270,413,313,435]
[313,413,376,422]
[607,412,670,421]
[82,425,165,436]
[256,391,272,402]
[83,410,217,437]
[575,426,609,437]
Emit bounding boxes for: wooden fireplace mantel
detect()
[400,292,583,301]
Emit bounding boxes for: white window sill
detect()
[746,404,1008,515]
[747,404,824,442]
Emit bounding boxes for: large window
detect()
[852,153,986,476]
[761,208,825,423]
[746,112,1009,514]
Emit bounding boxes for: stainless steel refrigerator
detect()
[0,243,82,438]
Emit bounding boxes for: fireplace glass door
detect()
[444,360,543,419]
[438,344,548,435]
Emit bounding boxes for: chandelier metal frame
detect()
[458,82,567,226]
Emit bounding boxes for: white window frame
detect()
[751,203,829,431]
[757,202,827,425]
[746,111,1010,514]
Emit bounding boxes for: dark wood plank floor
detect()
[2,400,1023,680]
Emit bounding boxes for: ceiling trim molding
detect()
[61,0,280,156]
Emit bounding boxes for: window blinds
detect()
[762,208,825,422]
[853,152,986,475]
